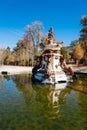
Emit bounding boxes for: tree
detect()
[39,34,48,50]
[79,15,87,59]
[13,39,33,66]
[61,47,70,62]
[4,47,12,65]
[73,42,84,65]
[25,21,43,47]
[6,46,11,52]
[0,48,9,65]
[4,53,15,65]
[24,21,43,66]
[69,40,78,50]
[80,15,87,26]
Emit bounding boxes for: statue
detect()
[32,28,73,84]
[48,27,54,44]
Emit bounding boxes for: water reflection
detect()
[69,75,87,94]
[32,82,73,119]
[9,74,87,116]
[12,74,87,119]
[12,74,71,116]
[0,75,4,85]
[0,74,87,130]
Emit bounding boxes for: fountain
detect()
[32,27,73,85]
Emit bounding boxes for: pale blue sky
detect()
[0,0,87,50]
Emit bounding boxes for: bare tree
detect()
[25,21,43,49]
[24,21,43,66]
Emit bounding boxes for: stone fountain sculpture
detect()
[32,28,73,84]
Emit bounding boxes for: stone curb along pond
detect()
[71,65,87,75]
[0,65,33,75]
[0,65,87,76]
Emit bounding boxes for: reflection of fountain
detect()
[32,27,73,85]
[32,83,70,116]
[47,83,67,110]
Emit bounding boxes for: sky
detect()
[0,0,87,50]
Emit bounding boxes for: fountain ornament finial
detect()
[49,27,53,33]
[48,27,54,43]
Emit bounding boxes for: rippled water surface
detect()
[0,74,87,130]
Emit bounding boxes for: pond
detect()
[0,74,87,130]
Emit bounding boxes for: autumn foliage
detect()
[73,42,84,60]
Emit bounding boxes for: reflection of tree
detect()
[12,74,31,89]
[69,75,87,95]
[12,74,33,101]
[0,75,10,93]
[3,75,10,81]
[0,75,10,85]
[0,75,4,89]
[0,75,4,82]
[77,92,87,129]
[69,75,87,129]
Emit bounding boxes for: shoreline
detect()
[0,65,33,75]
[69,64,87,74]
[0,65,87,75]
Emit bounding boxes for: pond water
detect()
[0,74,87,130]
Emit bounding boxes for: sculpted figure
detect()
[48,27,54,44]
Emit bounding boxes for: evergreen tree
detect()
[79,15,87,59]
